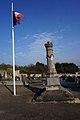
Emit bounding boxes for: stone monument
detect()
[34,41,75,102]
[45,41,60,89]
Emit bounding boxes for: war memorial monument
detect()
[36,41,77,102]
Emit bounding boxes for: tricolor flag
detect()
[13,11,24,26]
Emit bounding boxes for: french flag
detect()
[13,12,24,26]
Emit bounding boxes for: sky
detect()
[0,0,80,66]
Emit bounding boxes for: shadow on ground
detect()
[5,84,14,95]
[23,82,46,101]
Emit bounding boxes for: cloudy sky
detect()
[0,0,80,66]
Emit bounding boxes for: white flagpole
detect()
[12,2,16,96]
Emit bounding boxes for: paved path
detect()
[0,84,80,120]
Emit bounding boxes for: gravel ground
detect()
[0,84,80,120]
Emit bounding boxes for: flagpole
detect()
[12,2,16,96]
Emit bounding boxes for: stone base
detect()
[2,80,23,85]
[35,86,74,102]
[46,85,60,91]
[46,77,60,86]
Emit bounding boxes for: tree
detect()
[55,63,79,73]
[7,68,12,74]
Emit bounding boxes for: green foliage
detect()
[0,62,79,74]
[0,63,12,71]
[35,62,47,73]
[55,63,79,73]
[7,68,12,73]
[19,62,47,74]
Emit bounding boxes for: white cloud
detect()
[16,52,27,57]
[16,32,63,65]
[16,31,64,65]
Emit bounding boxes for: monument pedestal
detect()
[35,79,75,102]
[46,77,60,90]
[46,77,60,86]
